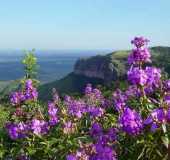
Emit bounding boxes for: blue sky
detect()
[0,0,169,50]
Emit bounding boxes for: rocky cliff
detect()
[74,51,128,85]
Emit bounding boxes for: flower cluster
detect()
[10,79,38,106]
[31,119,49,135]
[6,122,29,140]
[131,36,149,48]
[64,84,107,120]
[144,81,170,132]
[127,66,161,88]
[48,102,59,126]
[127,67,148,86]
[6,119,50,140]
[64,96,87,119]
[10,91,25,106]
[67,123,117,160]
[128,36,151,65]
[84,84,105,107]
[24,79,38,101]
[125,85,140,98]
[127,37,162,98]
[113,89,127,112]
[114,37,170,140]
[164,80,170,91]
[119,107,143,135]
[128,48,151,65]
[6,80,59,140]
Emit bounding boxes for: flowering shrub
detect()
[1,37,170,159]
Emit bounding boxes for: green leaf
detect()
[137,146,145,160]
[162,123,167,133]
[161,136,169,149]
[27,146,36,155]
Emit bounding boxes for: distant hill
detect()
[0,81,12,92]
[1,46,170,101]
[38,46,170,99]
[38,73,104,100]
[0,80,20,101]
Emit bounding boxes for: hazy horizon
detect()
[0,45,169,54]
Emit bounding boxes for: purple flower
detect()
[31,119,42,135]
[145,67,161,87]
[131,36,149,48]
[18,122,29,134]
[6,122,28,140]
[24,88,38,101]
[107,127,117,142]
[6,123,19,140]
[91,142,117,160]
[67,141,117,160]
[64,95,71,102]
[93,88,102,99]
[48,102,58,116]
[84,85,105,107]
[128,37,151,65]
[85,83,92,95]
[48,102,59,126]
[65,98,87,119]
[52,88,60,103]
[90,123,103,137]
[10,79,38,105]
[25,79,33,89]
[127,67,148,86]
[144,108,166,132]
[24,79,38,101]
[67,149,90,160]
[49,116,59,126]
[119,107,143,135]
[88,106,104,118]
[145,108,165,124]
[113,89,127,111]
[164,80,170,91]
[128,48,151,65]
[167,108,170,121]
[66,154,77,160]
[10,92,25,106]
[125,85,140,98]
[164,94,170,105]
[76,151,89,160]
[31,119,49,135]
[97,128,117,145]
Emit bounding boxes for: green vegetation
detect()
[38,72,104,100]
[22,49,39,79]
[0,81,12,92]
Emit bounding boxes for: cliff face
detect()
[73,47,170,85]
[74,51,128,85]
